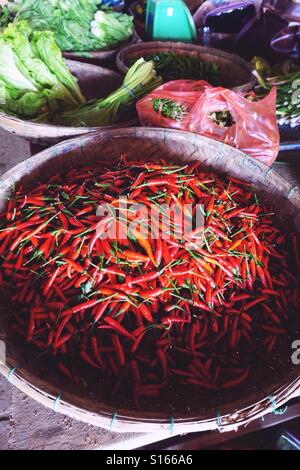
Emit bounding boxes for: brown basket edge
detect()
[116,41,256,92]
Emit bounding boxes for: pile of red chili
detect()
[0,157,299,405]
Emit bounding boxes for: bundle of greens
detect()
[268,70,300,127]
[16,0,134,52]
[152,98,188,121]
[141,51,220,84]
[0,21,85,119]
[53,58,162,127]
[91,10,134,45]
[252,57,300,127]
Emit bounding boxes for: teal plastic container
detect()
[146,0,197,42]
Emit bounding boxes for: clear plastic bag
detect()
[136,80,279,166]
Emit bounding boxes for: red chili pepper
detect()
[132,230,157,267]
[27,311,35,341]
[91,336,105,368]
[141,288,170,299]
[256,265,268,288]
[131,172,145,189]
[104,316,134,340]
[57,362,74,381]
[63,258,85,274]
[222,368,250,389]
[137,302,154,323]
[43,266,62,296]
[38,238,54,257]
[112,334,125,366]
[122,250,149,263]
[80,350,101,369]
[155,237,163,267]
[243,295,269,311]
[131,332,146,353]
[68,298,103,316]
[6,198,16,222]
[129,271,161,286]
[14,213,60,250]
[55,333,72,349]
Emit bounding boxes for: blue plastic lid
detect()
[101,0,124,6]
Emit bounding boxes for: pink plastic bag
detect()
[136,80,210,131]
[136,81,280,166]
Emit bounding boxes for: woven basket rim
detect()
[0,127,299,433]
[0,360,299,433]
[0,110,136,133]
[116,41,256,92]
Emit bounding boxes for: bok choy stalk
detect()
[91,10,134,45]
[252,56,300,127]
[16,0,134,53]
[0,21,85,119]
[53,58,162,127]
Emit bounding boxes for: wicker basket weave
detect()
[63,30,140,66]
[0,60,136,146]
[0,127,299,434]
[116,41,256,93]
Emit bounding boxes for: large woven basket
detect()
[63,30,140,67]
[0,127,299,434]
[116,41,256,93]
[0,60,136,146]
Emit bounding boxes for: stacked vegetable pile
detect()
[0,21,160,126]
[0,158,299,405]
[16,0,134,52]
[0,21,85,119]
[252,57,300,128]
[267,70,300,128]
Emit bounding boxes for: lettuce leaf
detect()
[0,21,85,119]
[32,30,85,105]
[0,37,37,93]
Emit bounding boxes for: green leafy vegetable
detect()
[250,56,271,80]
[53,58,162,127]
[152,98,187,121]
[252,56,300,127]
[0,1,19,30]
[16,0,134,52]
[141,52,220,84]
[91,10,133,45]
[0,21,85,119]
[268,70,300,127]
